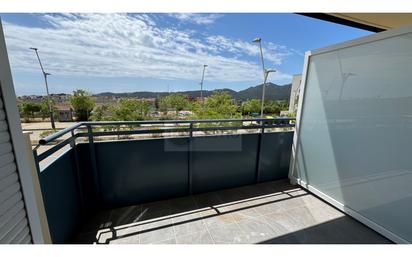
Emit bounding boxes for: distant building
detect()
[289,74,302,113]
[55,104,73,122]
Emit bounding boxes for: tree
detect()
[90,104,113,121]
[242,99,261,116]
[113,99,150,121]
[264,100,289,115]
[69,90,95,121]
[192,91,241,120]
[21,102,42,122]
[158,93,189,115]
[39,98,57,121]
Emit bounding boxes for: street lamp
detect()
[261,69,276,118]
[200,64,207,105]
[30,47,55,129]
[252,37,269,119]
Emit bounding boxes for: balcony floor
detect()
[72,180,392,244]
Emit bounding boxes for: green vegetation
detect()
[69,89,95,121]
[159,93,189,114]
[241,99,289,117]
[19,88,292,124]
[241,99,261,116]
[113,99,151,121]
[192,91,241,120]
[18,99,57,122]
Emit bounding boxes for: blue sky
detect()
[0,13,372,96]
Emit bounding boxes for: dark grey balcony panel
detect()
[94,137,190,207]
[38,149,82,244]
[191,133,259,193]
[37,127,295,243]
[258,132,294,182]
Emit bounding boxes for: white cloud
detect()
[3,13,293,84]
[168,13,223,25]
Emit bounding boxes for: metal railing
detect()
[33,118,295,168]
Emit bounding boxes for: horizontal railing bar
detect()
[74,124,294,138]
[83,117,295,126]
[37,137,74,162]
[39,123,84,145]
[191,124,294,132]
[86,128,190,137]
[38,118,296,144]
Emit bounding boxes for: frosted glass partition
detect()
[292,27,412,243]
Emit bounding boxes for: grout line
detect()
[193,194,215,244]
[138,205,142,244]
[214,190,248,244]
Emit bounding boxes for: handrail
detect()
[83,117,294,126]
[37,118,296,146]
[39,122,84,145]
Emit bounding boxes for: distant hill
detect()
[94,82,292,101]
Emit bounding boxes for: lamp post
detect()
[30,47,55,129]
[252,37,268,119]
[200,64,207,105]
[261,69,276,118]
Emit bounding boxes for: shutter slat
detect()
[0,183,20,204]
[20,233,31,244]
[0,172,18,191]
[0,152,14,169]
[9,226,30,244]
[0,142,11,156]
[0,201,24,228]
[0,121,7,132]
[0,110,5,121]
[0,209,26,242]
[0,163,16,180]
[0,216,27,243]
[0,132,9,144]
[0,191,22,217]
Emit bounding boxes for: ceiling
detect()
[330,13,412,30]
[300,13,412,32]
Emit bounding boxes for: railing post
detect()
[70,130,84,209]
[32,148,41,175]
[255,120,265,183]
[188,122,193,194]
[87,124,101,204]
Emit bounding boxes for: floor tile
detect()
[148,238,176,244]
[218,202,262,222]
[109,234,139,244]
[208,223,249,244]
[138,218,174,244]
[176,231,214,244]
[236,217,277,243]
[201,210,237,228]
[139,226,175,244]
[72,180,392,244]
[172,212,207,236]
[262,212,297,236]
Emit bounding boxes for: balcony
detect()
[33,118,391,244]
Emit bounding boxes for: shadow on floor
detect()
[71,180,392,244]
[258,216,392,244]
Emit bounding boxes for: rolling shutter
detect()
[0,96,32,244]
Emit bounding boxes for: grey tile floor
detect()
[72,179,392,244]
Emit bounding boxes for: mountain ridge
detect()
[94,82,292,101]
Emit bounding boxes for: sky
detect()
[0,13,372,96]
